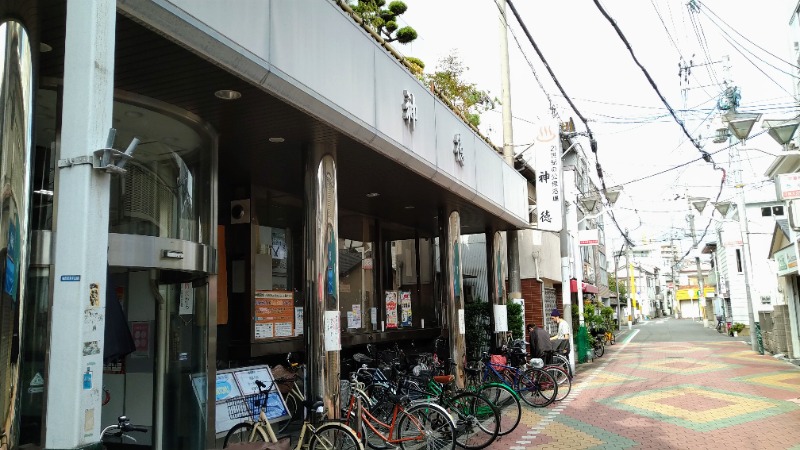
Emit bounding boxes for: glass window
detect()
[108,100,212,244]
[338,215,375,333]
[383,234,436,329]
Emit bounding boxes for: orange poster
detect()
[254,290,294,339]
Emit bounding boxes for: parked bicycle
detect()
[273,352,305,434]
[101,415,147,449]
[223,378,362,450]
[341,370,456,450]
[477,352,557,407]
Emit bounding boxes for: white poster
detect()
[534,120,563,232]
[370,307,377,326]
[458,308,465,335]
[324,310,341,351]
[274,322,293,337]
[254,323,273,339]
[295,307,304,335]
[493,304,508,332]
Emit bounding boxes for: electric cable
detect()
[503,0,633,246]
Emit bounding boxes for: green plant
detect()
[601,306,615,329]
[507,302,523,340]
[424,54,497,127]
[731,322,746,334]
[348,0,418,44]
[464,300,491,360]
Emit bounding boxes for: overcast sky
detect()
[397,0,798,251]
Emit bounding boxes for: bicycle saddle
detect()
[433,375,454,384]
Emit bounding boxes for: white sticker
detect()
[493,304,508,332]
[458,309,465,335]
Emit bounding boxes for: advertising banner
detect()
[534,121,563,232]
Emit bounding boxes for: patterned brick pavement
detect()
[490,326,800,449]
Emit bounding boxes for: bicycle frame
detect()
[482,360,527,391]
[343,388,426,446]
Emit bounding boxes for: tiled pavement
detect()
[491,327,800,449]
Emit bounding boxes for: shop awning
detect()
[570,279,599,294]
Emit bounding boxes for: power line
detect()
[503,0,633,246]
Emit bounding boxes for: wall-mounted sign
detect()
[578,229,599,246]
[534,121,563,232]
[400,291,412,327]
[453,134,464,166]
[777,173,800,200]
[402,89,417,125]
[775,245,798,276]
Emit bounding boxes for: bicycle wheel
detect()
[449,391,499,450]
[476,383,521,436]
[594,342,604,358]
[309,422,363,450]
[397,402,455,450]
[223,422,268,447]
[544,366,571,402]
[551,354,572,379]
[518,369,556,408]
[277,393,299,434]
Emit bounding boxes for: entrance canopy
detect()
[570,279,599,294]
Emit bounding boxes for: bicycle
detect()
[101,415,147,448]
[479,352,557,407]
[223,379,363,450]
[603,329,616,345]
[396,370,500,450]
[273,353,305,434]
[341,371,456,450]
[463,363,522,436]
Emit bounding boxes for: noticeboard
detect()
[214,364,289,434]
[254,290,295,340]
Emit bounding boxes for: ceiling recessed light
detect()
[124,111,143,118]
[404,205,415,209]
[214,89,241,100]
[366,192,380,198]
[268,137,285,143]
[40,43,52,53]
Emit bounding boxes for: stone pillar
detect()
[304,143,340,418]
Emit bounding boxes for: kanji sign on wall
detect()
[534,121,563,232]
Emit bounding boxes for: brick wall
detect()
[521,278,545,327]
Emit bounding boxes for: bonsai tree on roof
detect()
[349,0,418,44]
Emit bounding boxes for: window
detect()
[338,215,376,333]
[735,249,743,273]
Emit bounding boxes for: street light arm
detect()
[739,147,800,158]
[577,207,614,226]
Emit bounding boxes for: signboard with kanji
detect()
[534,121,563,232]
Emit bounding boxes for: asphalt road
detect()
[620,316,735,343]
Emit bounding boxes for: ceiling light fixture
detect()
[268,137,285,143]
[40,43,52,53]
[214,89,241,100]
[404,205,415,209]
[366,192,380,198]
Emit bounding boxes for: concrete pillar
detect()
[443,211,466,388]
[303,144,340,418]
[44,1,116,448]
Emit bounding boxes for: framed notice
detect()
[385,291,398,329]
[253,290,294,341]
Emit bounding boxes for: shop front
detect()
[4,1,529,448]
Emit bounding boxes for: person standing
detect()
[550,308,571,341]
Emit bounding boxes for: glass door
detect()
[157,280,208,450]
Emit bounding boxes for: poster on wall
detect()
[131,321,150,358]
[294,307,304,336]
[385,291,398,329]
[399,291,412,327]
[253,290,294,340]
[323,310,341,351]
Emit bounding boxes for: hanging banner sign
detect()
[399,291,412,327]
[533,121,563,232]
[579,229,599,246]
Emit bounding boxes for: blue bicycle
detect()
[477,352,557,407]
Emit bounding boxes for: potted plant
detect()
[730,322,746,337]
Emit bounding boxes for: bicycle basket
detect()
[226,393,265,420]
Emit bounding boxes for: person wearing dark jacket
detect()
[527,323,553,360]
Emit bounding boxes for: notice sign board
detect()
[254,290,294,340]
[215,365,289,434]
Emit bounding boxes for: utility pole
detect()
[498,0,522,309]
[686,194,706,323]
[670,233,678,318]
[625,242,633,329]
[614,247,621,331]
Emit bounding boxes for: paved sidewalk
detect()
[494,323,800,449]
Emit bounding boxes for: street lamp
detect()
[722,111,763,353]
[762,117,800,151]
